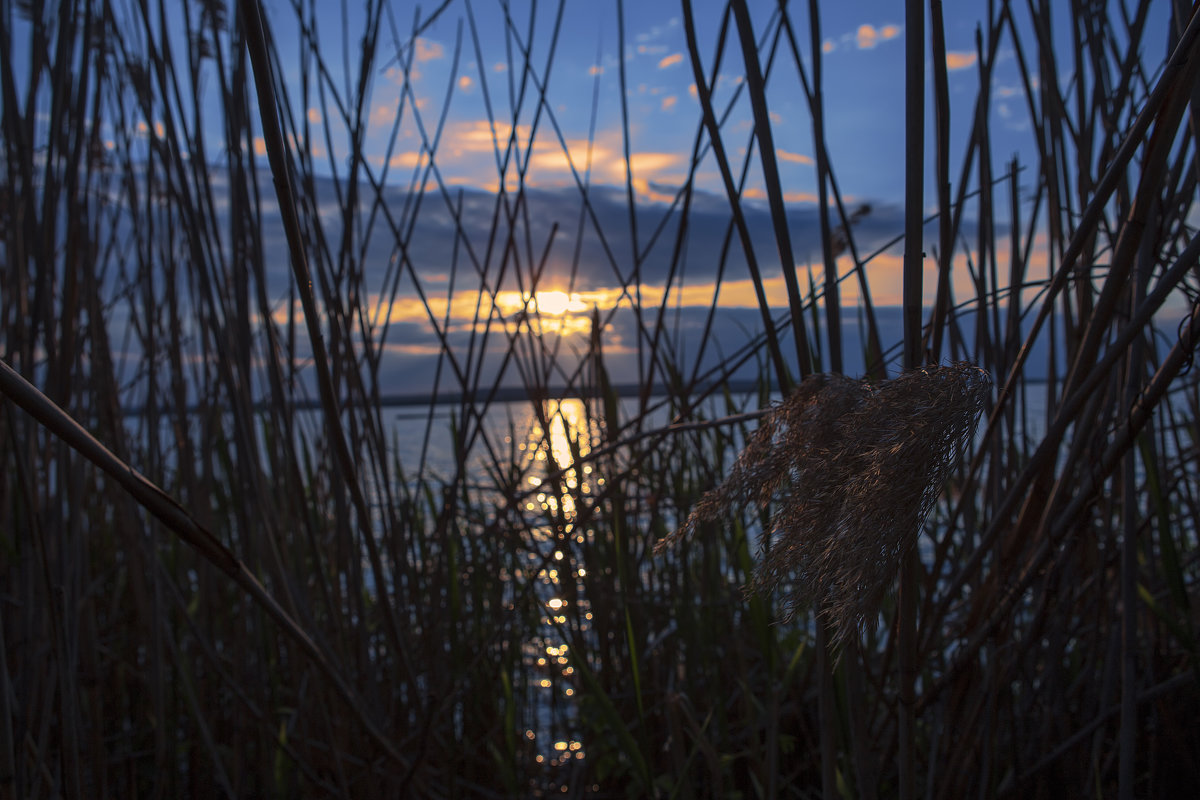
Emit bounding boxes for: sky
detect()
[7,0,1180,395]
[189,2,1174,391]
[240,0,1130,394]
[268,0,1035,206]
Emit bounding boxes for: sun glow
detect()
[533,291,588,315]
[492,290,593,335]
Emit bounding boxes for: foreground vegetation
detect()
[2,0,1198,796]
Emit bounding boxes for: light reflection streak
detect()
[518,396,599,772]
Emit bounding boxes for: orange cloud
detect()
[657,53,683,69]
[626,152,682,174]
[388,151,430,169]
[661,95,677,111]
[415,38,443,62]
[446,120,533,155]
[777,149,814,165]
[857,23,901,49]
[945,52,977,70]
[741,187,818,204]
[458,75,473,91]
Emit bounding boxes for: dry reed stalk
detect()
[657,362,991,645]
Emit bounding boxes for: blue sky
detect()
[268,0,1038,207]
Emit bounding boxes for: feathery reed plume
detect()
[656,362,991,644]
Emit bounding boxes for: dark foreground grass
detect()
[2,1,1199,797]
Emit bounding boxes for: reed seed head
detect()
[656,362,992,647]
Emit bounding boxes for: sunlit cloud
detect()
[856,23,901,49]
[589,64,604,76]
[823,39,835,54]
[661,95,677,111]
[742,187,819,204]
[307,107,322,124]
[445,120,533,156]
[389,118,687,199]
[529,145,601,173]
[415,37,444,62]
[458,75,473,91]
[657,53,683,69]
[388,151,431,169]
[253,136,266,156]
[369,103,397,132]
[625,152,682,175]
[945,52,977,70]
[362,288,606,339]
[776,149,814,165]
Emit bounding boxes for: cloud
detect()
[145,160,1021,406]
[369,103,397,132]
[776,149,814,165]
[625,152,682,174]
[414,38,444,62]
[856,23,901,50]
[661,95,677,111]
[742,187,819,204]
[458,75,473,91]
[945,52,977,70]
[388,151,430,169]
[657,53,683,69]
[444,120,533,156]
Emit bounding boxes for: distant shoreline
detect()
[119,373,1073,416]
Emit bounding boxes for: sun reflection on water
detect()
[517,396,601,778]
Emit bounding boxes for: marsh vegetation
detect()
[1,0,1198,797]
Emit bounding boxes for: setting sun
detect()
[534,291,588,315]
